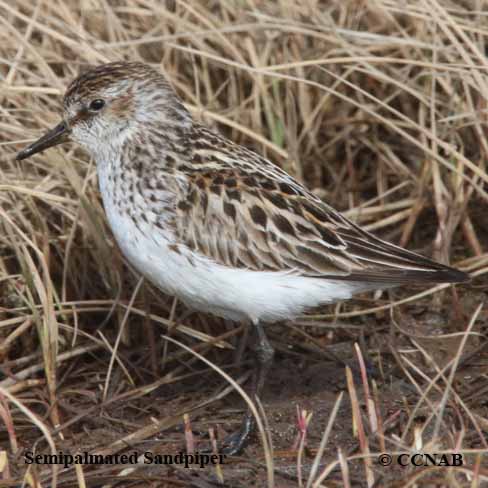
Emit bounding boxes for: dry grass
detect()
[1,0,488,486]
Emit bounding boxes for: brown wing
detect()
[173,127,468,284]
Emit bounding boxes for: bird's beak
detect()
[16,121,71,161]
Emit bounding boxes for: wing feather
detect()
[172,125,468,285]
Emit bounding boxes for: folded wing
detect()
[173,128,468,285]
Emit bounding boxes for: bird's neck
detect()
[98,114,192,169]
[95,118,193,220]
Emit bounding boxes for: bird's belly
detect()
[110,222,365,324]
[104,204,361,324]
[109,222,249,320]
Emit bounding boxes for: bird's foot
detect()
[197,413,254,456]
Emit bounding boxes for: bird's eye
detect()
[89,99,105,111]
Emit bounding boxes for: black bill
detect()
[16,121,70,161]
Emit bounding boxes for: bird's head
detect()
[16,62,191,161]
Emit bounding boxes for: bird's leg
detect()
[252,320,275,401]
[220,320,275,455]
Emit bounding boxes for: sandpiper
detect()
[16,61,469,454]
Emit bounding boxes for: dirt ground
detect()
[4,279,487,486]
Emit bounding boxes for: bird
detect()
[16,61,469,454]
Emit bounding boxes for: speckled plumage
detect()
[17,61,468,324]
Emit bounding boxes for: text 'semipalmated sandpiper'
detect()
[17,62,469,453]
